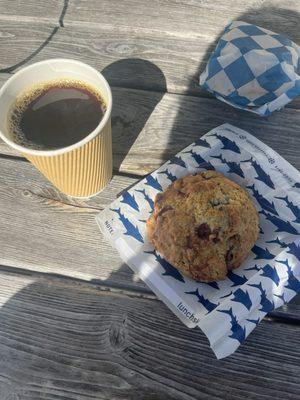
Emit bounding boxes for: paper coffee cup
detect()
[0,59,113,197]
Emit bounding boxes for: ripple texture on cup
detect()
[25,120,112,197]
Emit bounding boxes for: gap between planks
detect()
[0,269,298,399]
[0,265,297,327]
[0,263,156,299]
[1,0,300,41]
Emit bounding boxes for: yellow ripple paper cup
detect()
[0,59,113,197]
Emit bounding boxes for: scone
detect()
[147,171,259,282]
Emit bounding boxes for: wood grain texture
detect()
[0,19,208,95]
[0,156,143,290]
[1,0,300,40]
[1,86,300,174]
[0,270,299,400]
[65,0,300,41]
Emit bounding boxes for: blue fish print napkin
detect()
[96,124,300,358]
[200,21,300,116]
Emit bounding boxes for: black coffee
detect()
[8,79,106,150]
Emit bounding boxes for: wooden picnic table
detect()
[0,1,299,398]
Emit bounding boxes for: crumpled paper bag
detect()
[200,21,300,116]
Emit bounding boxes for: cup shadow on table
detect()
[101,59,167,173]
[1,5,300,398]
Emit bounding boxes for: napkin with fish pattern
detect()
[96,124,300,358]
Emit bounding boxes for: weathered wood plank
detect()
[0,156,299,318]
[0,0,61,20]
[0,19,207,95]
[0,270,298,400]
[1,0,300,42]
[66,0,300,42]
[1,87,300,174]
[0,156,143,290]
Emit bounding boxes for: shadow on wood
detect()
[0,271,299,399]
[102,59,167,173]
[0,0,69,73]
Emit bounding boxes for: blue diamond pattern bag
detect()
[200,21,300,116]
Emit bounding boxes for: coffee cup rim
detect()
[0,58,113,157]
